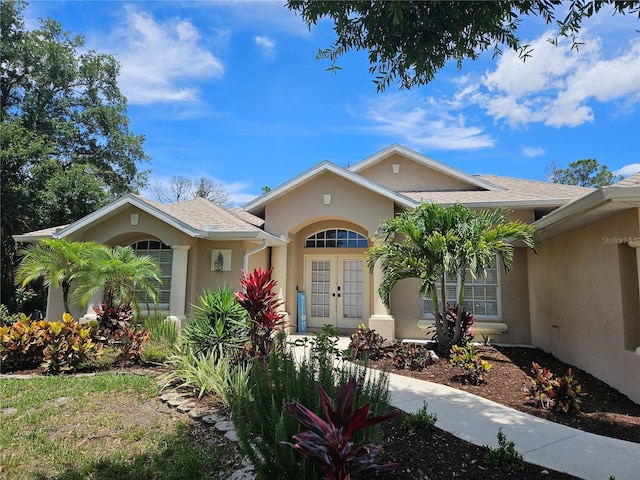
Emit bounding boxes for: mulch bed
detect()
[366,344,640,479]
[365,344,640,444]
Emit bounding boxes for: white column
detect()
[271,244,291,332]
[81,291,103,323]
[368,238,395,341]
[168,245,190,326]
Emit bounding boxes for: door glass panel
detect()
[342,260,364,319]
[310,260,331,318]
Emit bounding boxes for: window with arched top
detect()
[130,240,172,306]
[305,229,368,248]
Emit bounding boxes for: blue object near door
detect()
[297,292,307,333]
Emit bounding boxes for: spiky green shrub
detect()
[144,311,179,348]
[230,334,391,480]
[158,349,248,405]
[182,286,249,361]
[402,401,437,431]
[485,429,524,472]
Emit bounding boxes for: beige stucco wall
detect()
[528,208,640,403]
[356,152,478,192]
[263,171,396,329]
[44,206,272,322]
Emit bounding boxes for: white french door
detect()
[305,256,369,329]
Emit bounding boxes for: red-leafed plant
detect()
[282,377,399,480]
[235,267,285,358]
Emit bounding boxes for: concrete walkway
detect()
[387,371,638,480]
[289,335,638,480]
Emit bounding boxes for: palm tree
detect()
[15,239,101,314]
[367,203,536,348]
[72,244,162,327]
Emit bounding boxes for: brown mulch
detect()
[365,344,640,479]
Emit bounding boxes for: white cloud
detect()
[474,30,640,128]
[100,6,224,105]
[255,35,276,61]
[357,94,494,150]
[614,163,640,177]
[522,146,546,158]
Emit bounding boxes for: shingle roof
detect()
[137,196,263,233]
[614,173,640,187]
[400,175,593,206]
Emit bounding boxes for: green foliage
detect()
[15,239,103,314]
[450,343,492,385]
[183,286,249,361]
[287,1,638,91]
[138,341,172,365]
[230,336,391,480]
[367,202,535,349]
[0,304,19,327]
[81,345,123,370]
[402,401,437,431]
[386,342,434,371]
[549,159,622,188]
[144,311,179,348]
[0,313,100,373]
[73,244,162,325]
[1,0,148,310]
[485,429,524,472]
[159,349,249,405]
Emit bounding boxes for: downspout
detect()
[243,239,268,271]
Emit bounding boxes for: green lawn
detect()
[0,373,222,480]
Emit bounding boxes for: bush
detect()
[385,342,436,371]
[450,342,491,385]
[235,267,286,358]
[139,340,173,365]
[183,286,249,361]
[485,429,524,472]
[0,313,100,373]
[345,323,386,361]
[230,334,391,480]
[525,363,583,414]
[282,377,399,479]
[144,311,179,348]
[525,362,555,408]
[158,349,249,405]
[0,304,20,327]
[402,401,437,431]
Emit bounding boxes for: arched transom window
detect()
[305,229,368,248]
[130,240,172,306]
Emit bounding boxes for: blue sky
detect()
[25,1,640,205]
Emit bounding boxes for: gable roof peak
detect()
[349,144,503,191]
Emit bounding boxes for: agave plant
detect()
[282,377,399,480]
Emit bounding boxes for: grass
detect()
[0,373,222,480]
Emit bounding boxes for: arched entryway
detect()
[303,228,370,329]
